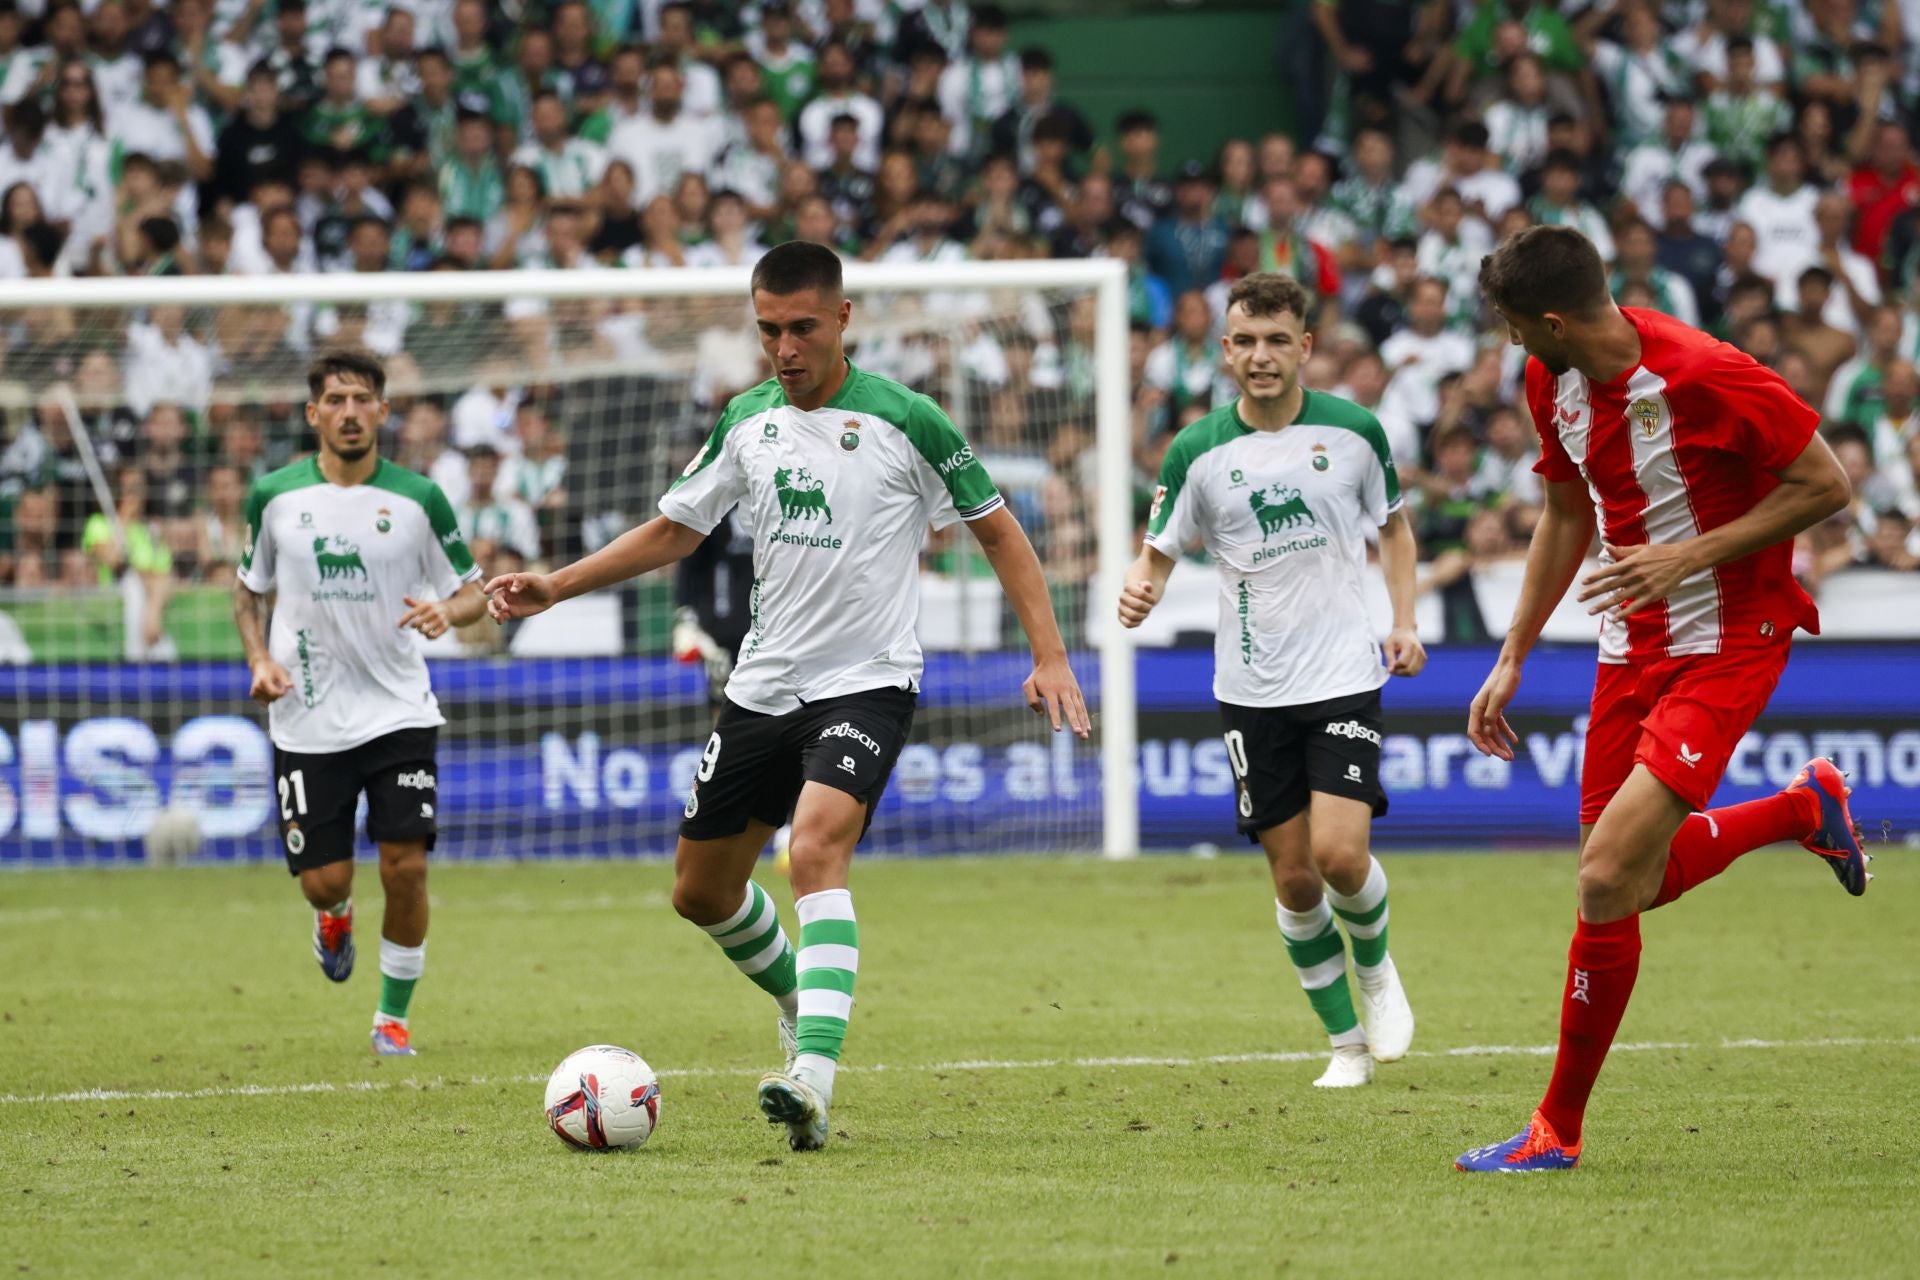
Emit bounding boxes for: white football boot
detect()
[1357,956,1415,1063]
[1312,1044,1375,1088]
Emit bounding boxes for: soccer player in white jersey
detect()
[488,241,1090,1150]
[1117,273,1423,1089]
[233,350,488,1057]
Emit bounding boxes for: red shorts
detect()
[1579,640,1791,824]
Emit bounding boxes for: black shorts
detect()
[1220,689,1389,838]
[272,727,439,874]
[680,685,916,842]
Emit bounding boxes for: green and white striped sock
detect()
[699,882,799,1020]
[793,888,858,1099]
[1276,898,1365,1048]
[1328,856,1390,987]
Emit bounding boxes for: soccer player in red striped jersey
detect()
[1456,226,1873,1173]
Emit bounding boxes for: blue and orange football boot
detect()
[1789,758,1872,896]
[371,1019,414,1057]
[312,906,355,982]
[1455,1110,1582,1173]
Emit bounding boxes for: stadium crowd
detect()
[1,0,1920,653]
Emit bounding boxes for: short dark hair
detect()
[1020,47,1053,73]
[1478,225,1610,319]
[752,240,843,297]
[1225,272,1311,323]
[307,348,387,400]
[1116,108,1157,135]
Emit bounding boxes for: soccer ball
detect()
[144,805,203,866]
[543,1045,660,1150]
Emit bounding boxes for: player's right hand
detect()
[249,659,293,705]
[1467,659,1522,761]
[484,572,555,622]
[1117,580,1161,629]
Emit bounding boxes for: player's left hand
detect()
[1384,625,1426,676]
[1024,654,1092,740]
[398,595,456,640]
[1578,541,1700,618]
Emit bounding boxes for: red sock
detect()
[1537,914,1642,1146]
[1649,788,1820,909]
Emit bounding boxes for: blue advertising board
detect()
[2,646,1916,862]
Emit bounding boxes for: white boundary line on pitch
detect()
[3,1035,1913,1107]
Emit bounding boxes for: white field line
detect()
[2,1035,1913,1107]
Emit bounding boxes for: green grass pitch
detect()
[2,850,1915,1278]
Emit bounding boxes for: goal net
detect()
[0,263,1135,865]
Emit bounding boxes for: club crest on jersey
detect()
[1630,398,1662,438]
[286,822,305,855]
[840,422,860,453]
[375,507,392,533]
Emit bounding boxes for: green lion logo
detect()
[312,535,369,580]
[773,467,833,526]
[1248,485,1316,539]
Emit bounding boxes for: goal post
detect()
[0,260,1141,863]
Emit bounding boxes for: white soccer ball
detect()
[543,1045,661,1150]
[144,805,204,866]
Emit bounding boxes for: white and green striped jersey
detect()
[510,137,608,199]
[238,457,481,754]
[1145,394,1402,709]
[659,361,1003,715]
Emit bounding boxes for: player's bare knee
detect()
[299,864,351,910]
[1576,856,1639,920]
[376,852,426,901]
[1310,836,1369,893]
[670,875,739,927]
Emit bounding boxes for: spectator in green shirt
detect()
[82,465,173,652]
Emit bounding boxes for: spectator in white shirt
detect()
[652,1,723,117]
[684,189,767,268]
[124,304,213,418]
[1619,95,1716,229]
[796,40,884,171]
[1734,132,1820,286]
[936,3,1020,159]
[111,52,216,184]
[512,90,608,199]
[456,443,542,561]
[606,59,720,208]
[708,94,788,222]
[1379,277,1477,428]
[1398,120,1520,224]
[1776,191,1882,334]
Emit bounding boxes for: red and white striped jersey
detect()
[1526,307,1821,664]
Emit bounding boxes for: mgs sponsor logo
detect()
[1148,484,1168,526]
[395,769,436,790]
[821,721,882,756]
[1324,719,1383,746]
[937,445,975,476]
[440,528,466,551]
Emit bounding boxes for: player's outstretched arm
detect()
[967,506,1092,739]
[1118,545,1176,629]
[486,516,708,622]
[1468,477,1594,760]
[1377,508,1426,677]
[1577,435,1850,619]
